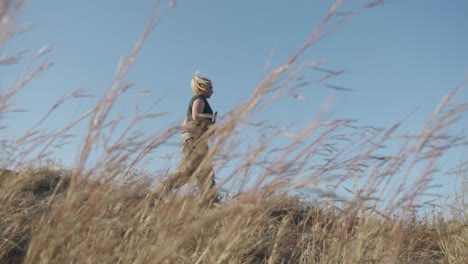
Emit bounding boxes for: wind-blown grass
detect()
[1,0,467,263]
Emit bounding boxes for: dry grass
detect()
[1,0,467,263]
[0,168,467,263]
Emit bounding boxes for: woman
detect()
[158,75,219,204]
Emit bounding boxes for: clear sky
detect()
[1,0,467,207]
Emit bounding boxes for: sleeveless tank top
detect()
[184,94,213,133]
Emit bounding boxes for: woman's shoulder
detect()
[190,94,207,102]
[193,94,206,99]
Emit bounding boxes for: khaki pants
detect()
[160,131,219,204]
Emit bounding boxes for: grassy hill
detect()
[1,167,466,263]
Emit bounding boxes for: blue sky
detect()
[1,0,467,205]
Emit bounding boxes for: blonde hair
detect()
[190,75,212,95]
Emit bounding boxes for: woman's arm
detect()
[192,98,205,121]
[192,99,213,126]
